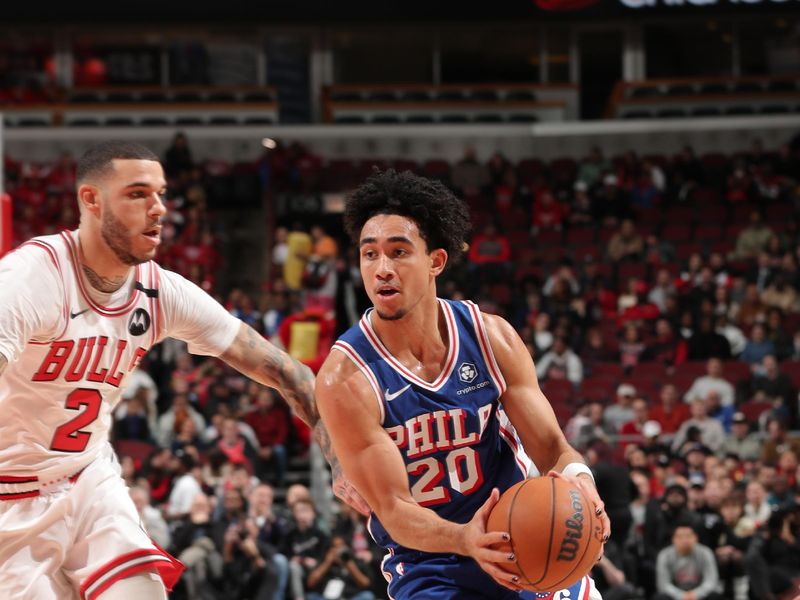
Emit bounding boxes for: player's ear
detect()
[77,184,101,217]
[430,248,448,276]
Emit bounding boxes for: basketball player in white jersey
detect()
[0,141,359,599]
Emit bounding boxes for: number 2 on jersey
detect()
[408,447,483,506]
[51,389,102,453]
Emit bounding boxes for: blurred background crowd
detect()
[5,130,800,599]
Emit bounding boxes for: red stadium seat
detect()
[739,400,772,423]
[664,206,695,225]
[618,262,648,285]
[565,227,595,245]
[676,242,703,261]
[662,223,692,243]
[694,224,723,242]
[723,361,752,384]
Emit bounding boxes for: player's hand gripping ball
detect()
[487,476,604,593]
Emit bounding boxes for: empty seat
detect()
[725,105,755,115]
[761,105,789,114]
[208,116,239,125]
[733,81,762,93]
[667,84,694,96]
[630,87,659,98]
[106,92,134,103]
[657,108,687,118]
[173,92,203,103]
[694,223,723,241]
[371,115,401,124]
[767,80,795,92]
[140,92,168,103]
[105,116,135,126]
[243,91,276,102]
[208,92,237,102]
[402,90,433,102]
[622,110,652,119]
[691,107,721,117]
[67,92,101,103]
[405,114,435,123]
[505,89,537,101]
[334,115,366,124]
[16,117,49,127]
[469,90,499,101]
[140,116,170,126]
[174,116,204,125]
[440,114,470,123]
[331,91,362,102]
[243,116,274,125]
[508,114,538,123]
[437,90,467,102]
[368,91,398,102]
[68,117,101,126]
[700,83,727,94]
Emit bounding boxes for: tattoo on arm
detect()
[0,354,7,377]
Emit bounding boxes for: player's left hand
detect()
[333,469,371,516]
[548,470,610,555]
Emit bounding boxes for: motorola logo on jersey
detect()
[457,362,478,383]
[128,309,151,336]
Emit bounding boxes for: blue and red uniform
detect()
[332,299,596,600]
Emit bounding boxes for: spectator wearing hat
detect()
[605,383,638,433]
[683,443,712,486]
[684,358,735,408]
[654,521,723,600]
[719,412,762,461]
[650,384,691,435]
[645,485,702,567]
[672,398,726,454]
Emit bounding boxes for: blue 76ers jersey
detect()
[332,299,532,553]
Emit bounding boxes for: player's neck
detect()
[372,296,447,363]
[77,229,132,294]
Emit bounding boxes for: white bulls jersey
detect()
[0,230,240,489]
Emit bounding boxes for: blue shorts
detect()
[381,550,593,600]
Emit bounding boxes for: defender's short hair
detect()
[76,141,159,185]
[344,169,471,263]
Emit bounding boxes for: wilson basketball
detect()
[487,477,603,593]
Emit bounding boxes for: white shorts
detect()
[0,444,183,599]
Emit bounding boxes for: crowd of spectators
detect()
[5,133,800,599]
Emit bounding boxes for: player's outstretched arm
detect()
[219,322,368,513]
[315,352,522,591]
[483,313,611,544]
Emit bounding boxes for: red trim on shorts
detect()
[0,490,41,500]
[80,546,184,600]
[0,475,39,484]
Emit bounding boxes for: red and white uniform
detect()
[0,230,240,599]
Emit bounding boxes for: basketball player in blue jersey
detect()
[316,170,609,600]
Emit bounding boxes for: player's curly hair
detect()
[344,169,471,263]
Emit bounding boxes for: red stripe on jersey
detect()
[0,475,39,483]
[331,341,385,423]
[80,547,184,600]
[61,231,141,317]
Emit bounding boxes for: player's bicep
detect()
[484,314,569,464]
[316,372,412,516]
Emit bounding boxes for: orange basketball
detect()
[486,477,604,593]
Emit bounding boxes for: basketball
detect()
[487,477,604,593]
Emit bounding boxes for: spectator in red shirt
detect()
[468,223,511,284]
[244,388,290,488]
[649,383,691,434]
[531,188,566,234]
[642,318,688,370]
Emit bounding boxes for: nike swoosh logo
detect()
[384,384,411,402]
[70,308,89,319]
